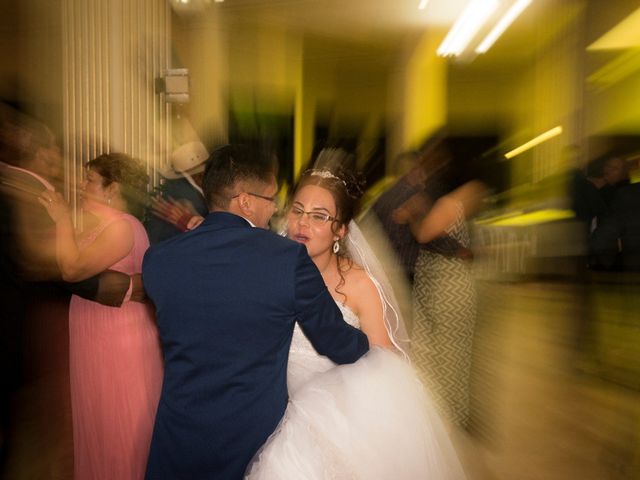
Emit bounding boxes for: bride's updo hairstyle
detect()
[294,148,366,301]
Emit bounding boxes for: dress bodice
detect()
[76,212,149,275]
[288,304,361,393]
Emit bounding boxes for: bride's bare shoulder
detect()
[339,259,379,298]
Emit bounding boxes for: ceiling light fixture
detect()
[418,0,429,10]
[437,0,499,57]
[504,126,563,159]
[476,0,533,54]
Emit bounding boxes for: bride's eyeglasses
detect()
[287,206,337,226]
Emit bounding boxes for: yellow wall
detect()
[0,1,63,132]
[175,10,229,147]
[401,30,447,151]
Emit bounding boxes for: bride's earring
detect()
[333,238,340,254]
[107,196,112,205]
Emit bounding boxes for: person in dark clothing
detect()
[145,141,209,243]
[0,104,142,474]
[371,142,472,285]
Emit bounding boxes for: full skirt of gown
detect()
[246,307,466,480]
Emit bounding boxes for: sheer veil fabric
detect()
[345,220,411,357]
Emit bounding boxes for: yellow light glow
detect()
[588,6,640,50]
[476,0,532,54]
[504,126,563,159]
[587,49,640,91]
[486,209,575,227]
[475,210,525,225]
[437,0,499,57]
[418,0,430,10]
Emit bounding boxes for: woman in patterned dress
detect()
[393,136,487,427]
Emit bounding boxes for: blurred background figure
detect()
[0,105,140,478]
[569,148,607,237]
[40,152,163,480]
[146,141,209,244]
[600,153,631,207]
[0,104,63,474]
[369,149,425,287]
[393,132,486,428]
[578,151,635,271]
[591,154,640,272]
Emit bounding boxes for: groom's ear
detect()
[236,192,252,214]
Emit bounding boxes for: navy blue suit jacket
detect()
[143,212,369,479]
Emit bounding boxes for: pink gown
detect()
[69,213,163,480]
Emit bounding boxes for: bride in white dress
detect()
[245,163,466,480]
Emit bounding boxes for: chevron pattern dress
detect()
[411,201,476,427]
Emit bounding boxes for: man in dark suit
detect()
[0,104,143,474]
[143,144,369,480]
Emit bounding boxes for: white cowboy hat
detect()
[160,141,209,179]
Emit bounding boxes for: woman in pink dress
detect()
[40,152,163,480]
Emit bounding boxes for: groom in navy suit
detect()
[143,144,369,479]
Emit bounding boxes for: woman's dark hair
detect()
[294,149,366,303]
[87,152,149,219]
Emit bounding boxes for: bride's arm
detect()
[351,271,394,349]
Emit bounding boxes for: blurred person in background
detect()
[393,134,486,428]
[145,141,209,244]
[371,135,473,287]
[569,148,608,237]
[579,151,633,270]
[591,153,640,272]
[40,152,163,480]
[0,104,144,475]
[369,149,426,286]
[600,153,631,207]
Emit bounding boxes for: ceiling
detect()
[173,0,549,59]
[171,0,640,136]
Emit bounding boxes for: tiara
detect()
[307,169,347,186]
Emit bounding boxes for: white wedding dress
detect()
[245,303,467,480]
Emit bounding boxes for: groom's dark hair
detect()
[202,143,277,211]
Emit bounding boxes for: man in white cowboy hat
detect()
[145,141,210,243]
